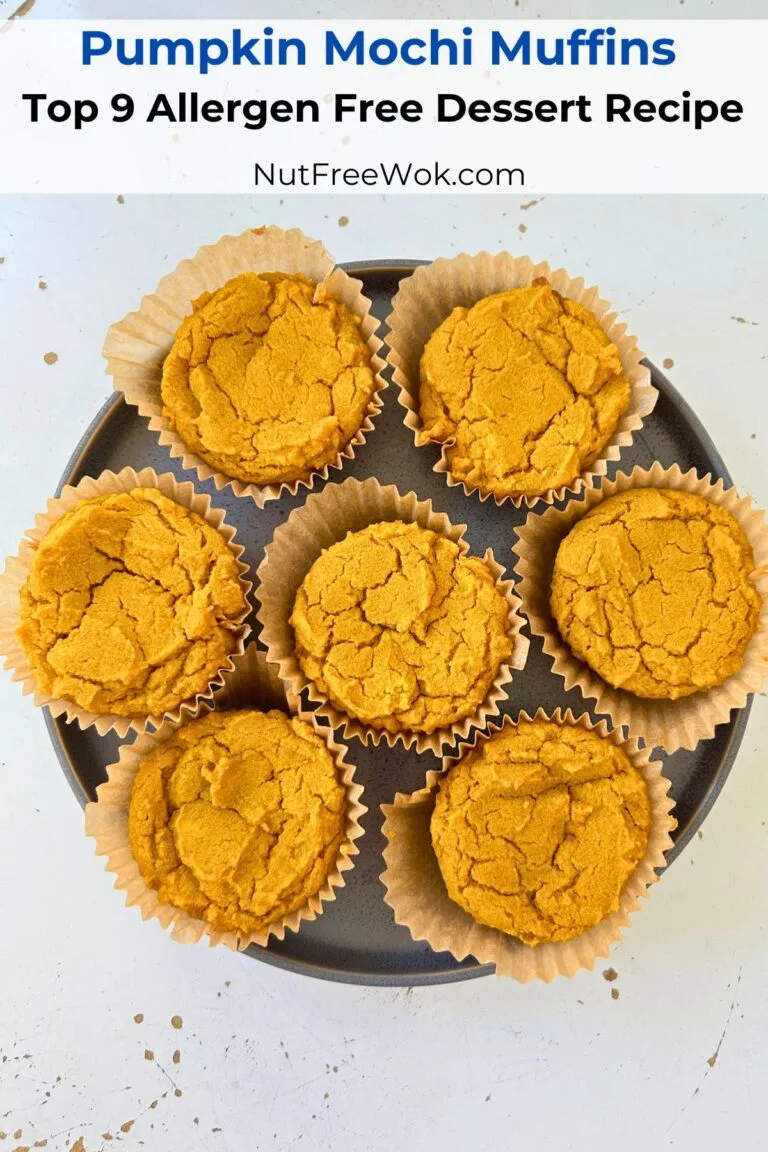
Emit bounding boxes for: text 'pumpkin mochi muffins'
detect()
[161,271,377,486]
[128,709,347,936]
[419,279,631,500]
[431,719,652,945]
[17,488,247,720]
[551,488,762,700]
[290,521,512,737]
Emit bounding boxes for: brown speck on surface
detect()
[338,216,349,227]
[116,195,124,204]
[70,1141,86,1152]
[6,0,37,22]
[172,1050,181,1065]
[520,198,542,210]
[611,988,620,1001]
[133,1013,144,1024]
[43,352,58,365]
[144,1049,154,1062]
[149,1102,158,1111]
[119,1123,134,1135]
[518,224,527,234]
[731,315,759,326]
[33,1143,47,1149]
[102,1136,113,1143]
[707,1052,718,1067]
[0,257,5,264]
[174,1089,182,1099]
[170,1015,183,1030]
[38,280,47,291]
[663,357,674,369]
[603,968,618,982]
[212,1128,222,1134]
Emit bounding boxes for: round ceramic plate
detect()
[45,260,751,986]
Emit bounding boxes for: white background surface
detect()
[1,3,768,1152]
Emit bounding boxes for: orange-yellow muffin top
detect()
[17,488,246,718]
[431,719,651,946]
[418,279,631,499]
[551,488,762,700]
[290,521,512,735]
[161,271,376,486]
[128,709,346,936]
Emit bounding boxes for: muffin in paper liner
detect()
[514,461,768,753]
[0,466,252,739]
[380,708,676,982]
[83,645,366,951]
[102,225,388,506]
[256,475,530,755]
[386,252,657,509]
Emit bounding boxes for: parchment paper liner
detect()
[102,225,387,507]
[515,462,768,753]
[256,475,529,755]
[386,252,657,509]
[84,645,366,950]
[0,466,251,739]
[381,708,675,982]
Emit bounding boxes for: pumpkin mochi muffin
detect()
[431,720,651,945]
[290,521,512,736]
[128,710,346,935]
[418,279,631,499]
[551,488,762,700]
[161,271,377,486]
[17,488,246,718]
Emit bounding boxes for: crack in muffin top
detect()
[290,521,512,735]
[128,709,346,936]
[161,272,377,486]
[551,488,762,700]
[17,488,247,718]
[431,719,651,946]
[418,279,631,499]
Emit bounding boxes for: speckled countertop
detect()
[1,2,767,1150]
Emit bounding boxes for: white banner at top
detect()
[0,19,766,193]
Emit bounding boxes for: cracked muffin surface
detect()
[128,709,346,935]
[161,271,376,486]
[290,521,512,735]
[418,280,631,499]
[551,488,762,700]
[17,488,246,718]
[431,719,651,945]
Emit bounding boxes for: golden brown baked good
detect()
[551,488,762,699]
[160,272,376,485]
[290,521,511,735]
[418,279,630,499]
[431,719,651,945]
[17,488,246,718]
[128,709,346,936]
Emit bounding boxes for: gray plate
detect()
[45,261,751,986]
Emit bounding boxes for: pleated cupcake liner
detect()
[84,645,366,950]
[256,475,530,755]
[514,462,768,752]
[103,225,387,506]
[381,708,675,982]
[0,466,251,738]
[386,251,656,508]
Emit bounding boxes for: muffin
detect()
[431,719,652,946]
[160,271,377,486]
[17,488,247,719]
[290,521,512,736]
[551,488,762,700]
[128,709,347,936]
[418,279,631,499]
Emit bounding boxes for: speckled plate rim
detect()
[42,260,752,987]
